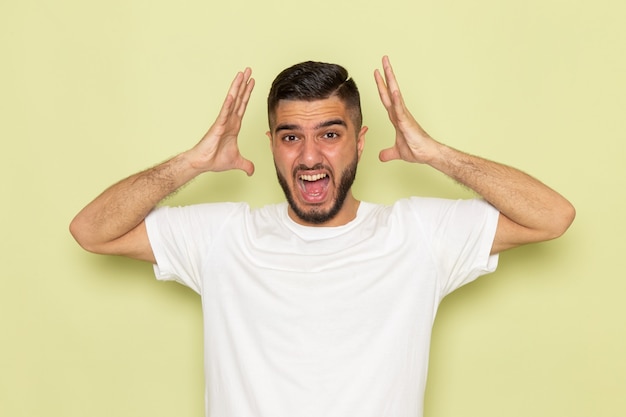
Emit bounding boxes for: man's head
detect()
[267,61,362,133]
[266,61,367,227]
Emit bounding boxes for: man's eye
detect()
[282,134,298,142]
[323,132,339,139]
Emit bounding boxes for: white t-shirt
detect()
[145,197,499,417]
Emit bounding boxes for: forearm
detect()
[70,67,254,259]
[70,151,200,253]
[429,143,575,241]
[375,56,574,251]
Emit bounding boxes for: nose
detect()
[298,137,323,168]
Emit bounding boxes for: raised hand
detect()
[374,56,439,165]
[189,68,256,176]
[69,67,256,261]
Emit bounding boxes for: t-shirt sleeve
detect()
[407,197,500,298]
[144,202,245,294]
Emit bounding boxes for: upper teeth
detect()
[300,173,327,181]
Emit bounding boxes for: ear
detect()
[357,126,368,161]
[266,130,273,147]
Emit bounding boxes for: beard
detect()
[275,154,358,225]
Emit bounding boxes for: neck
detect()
[288,193,361,227]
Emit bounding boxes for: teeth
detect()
[299,173,327,181]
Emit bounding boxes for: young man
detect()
[70,56,575,417]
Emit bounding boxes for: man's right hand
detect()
[187,68,256,176]
[70,68,255,262]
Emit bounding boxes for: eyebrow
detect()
[317,119,347,129]
[274,118,347,134]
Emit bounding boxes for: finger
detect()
[391,89,409,124]
[223,69,250,114]
[379,146,400,163]
[215,69,253,126]
[226,70,245,104]
[383,60,410,111]
[381,55,401,94]
[235,156,255,176]
[215,70,245,117]
[236,70,255,118]
[233,68,251,102]
[214,88,237,127]
[374,69,392,110]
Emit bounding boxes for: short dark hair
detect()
[267,61,362,131]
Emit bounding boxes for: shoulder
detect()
[149,201,250,221]
[385,197,499,238]
[394,197,497,217]
[148,202,289,230]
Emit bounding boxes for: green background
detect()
[2,0,624,416]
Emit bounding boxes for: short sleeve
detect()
[145,202,246,294]
[407,197,500,297]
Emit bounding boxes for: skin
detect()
[69,68,256,263]
[69,56,575,264]
[373,56,575,253]
[267,97,367,227]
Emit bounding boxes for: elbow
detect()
[69,215,100,254]
[69,216,89,251]
[547,200,576,240]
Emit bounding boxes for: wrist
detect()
[179,147,211,175]
[416,137,448,167]
[164,151,206,186]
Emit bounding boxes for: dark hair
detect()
[267,61,362,131]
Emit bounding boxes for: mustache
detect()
[293,163,331,176]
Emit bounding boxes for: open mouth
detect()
[298,173,331,200]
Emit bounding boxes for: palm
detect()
[193,68,255,175]
[374,56,435,164]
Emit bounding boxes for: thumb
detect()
[379,147,400,163]
[236,157,255,176]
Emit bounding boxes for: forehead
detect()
[271,96,351,131]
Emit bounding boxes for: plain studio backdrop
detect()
[1,0,624,416]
